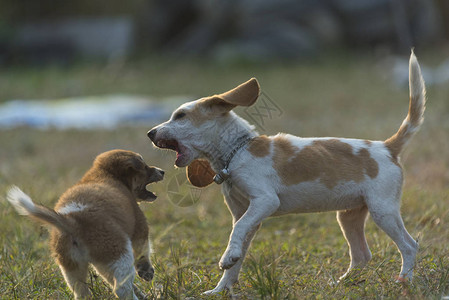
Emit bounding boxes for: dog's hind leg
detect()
[337,205,372,281]
[368,199,418,281]
[59,262,90,300]
[51,231,90,299]
[94,240,138,300]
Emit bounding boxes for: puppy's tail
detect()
[6,186,74,235]
[385,50,426,159]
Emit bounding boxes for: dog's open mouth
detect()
[156,139,179,152]
[141,175,164,202]
[144,188,157,201]
[155,139,186,166]
[140,170,165,202]
[139,185,159,202]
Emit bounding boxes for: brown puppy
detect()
[6,150,164,300]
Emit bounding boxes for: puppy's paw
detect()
[138,268,154,282]
[136,260,154,281]
[219,246,242,270]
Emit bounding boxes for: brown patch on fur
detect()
[385,123,411,161]
[385,93,425,160]
[186,78,260,127]
[218,78,260,107]
[187,97,234,127]
[273,138,379,188]
[364,140,372,146]
[248,135,271,157]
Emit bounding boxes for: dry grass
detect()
[1,52,449,299]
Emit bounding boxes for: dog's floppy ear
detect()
[199,78,260,115]
[186,159,215,187]
[217,78,260,107]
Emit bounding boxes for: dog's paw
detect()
[203,284,231,296]
[396,273,413,283]
[219,246,242,270]
[203,288,221,296]
[136,261,154,281]
[138,268,154,282]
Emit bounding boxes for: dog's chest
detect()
[222,181,250,209]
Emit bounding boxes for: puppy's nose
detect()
[147,129,157,141]
[158,169,165,178]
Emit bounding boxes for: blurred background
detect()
[1,0,448,128]
[0,0,448,65]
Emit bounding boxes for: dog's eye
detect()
[173,112,186,120]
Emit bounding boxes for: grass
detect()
[1,51,449,299]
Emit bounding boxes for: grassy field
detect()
[1,51,449,299]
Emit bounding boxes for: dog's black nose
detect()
[147,129,156,141]
[159,169,165,176]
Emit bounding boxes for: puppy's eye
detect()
[173,112,186,120]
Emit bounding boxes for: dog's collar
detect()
[213,134,253,184]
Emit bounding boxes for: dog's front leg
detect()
[219,195,279,270]
[204,224,260,295]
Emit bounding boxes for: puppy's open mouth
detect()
[155,139,186,166]
[140,174,164,202]
[142,188,157,201]
[140,184,159,202]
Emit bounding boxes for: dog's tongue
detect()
[175,152,183,166]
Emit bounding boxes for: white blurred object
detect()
[0,95,188,130]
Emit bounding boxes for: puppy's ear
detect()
[186,159,215,187]
[217,78,260,107]
[125,157,143,172]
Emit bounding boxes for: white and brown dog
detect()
[147,52,425,294]
[6,150,164,299]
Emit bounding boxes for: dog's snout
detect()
[147,129,157,141]
[156,168,165,180]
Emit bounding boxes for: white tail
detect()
[6,186,74,234]
[385,50,426,159]
[7,186,36,216]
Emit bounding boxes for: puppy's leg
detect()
[219,195,279,270]
[94,240,138,300]
[132,212,154,282]
[59,263,90,300]
[134,240,154,282]
[368,200,418,281]
[51,231,90,299]
[337,205,372,281]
